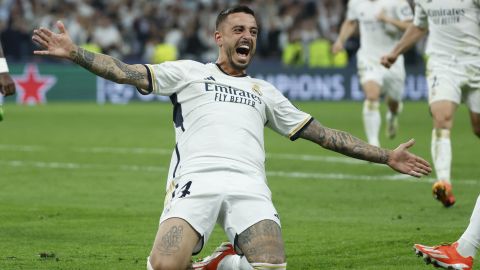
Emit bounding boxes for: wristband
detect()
[0,58,9,73]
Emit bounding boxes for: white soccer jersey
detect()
[414,0,480,61]
[347,0,414,60]
[140,60,312,189]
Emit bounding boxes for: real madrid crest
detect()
[252,84,262,96]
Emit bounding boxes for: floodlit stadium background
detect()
[1,1,479,270]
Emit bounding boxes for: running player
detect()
[0,41,15,97]
[32,6,431,270]
[0,41,16,121]
[381,0,480,207]
[414,194,480,270]
[333,0,413,147]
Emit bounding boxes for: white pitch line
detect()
[266,170,420,182]
[0,144,363,165]
[1,144,478,184]
[2,160,166,172]
[2,159,479,185]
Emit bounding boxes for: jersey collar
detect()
[214,63,249,77]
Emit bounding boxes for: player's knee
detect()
[363,100,380,112]
[250,262,287,269]
[432,113,453,127]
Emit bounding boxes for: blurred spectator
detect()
[92,13,123,59]
[0,0,423,66]
[1,0,32,61]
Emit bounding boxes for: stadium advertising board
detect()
[97,65,428,104]
[3,63,427,104]
[3,63,96,104]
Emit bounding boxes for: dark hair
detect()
[215,5,256,30]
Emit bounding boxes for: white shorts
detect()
[427,59,480,113]
[357,56,406,101]
[159,171,281,255]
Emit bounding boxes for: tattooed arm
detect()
[69,47,148,88]
[32,21,149,90]
[300,119,432,177]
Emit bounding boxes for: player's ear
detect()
[214,31,222,47]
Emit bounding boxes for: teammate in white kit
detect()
[0,40,16,121]
[32,6,432,270]
[413,194,480,270]
[381,0,480,208]
[0,41,15,98]
[333,0,413,147]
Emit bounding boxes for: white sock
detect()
[363,100,381,147]
[218,255,253,270]
[457,195,480,258]
[431,129,451,183]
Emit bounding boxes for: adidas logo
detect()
[204,76,216,81]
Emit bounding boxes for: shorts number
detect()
[172,180,192,199]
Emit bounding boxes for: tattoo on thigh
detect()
[157,226,184,254]
[238,221,285,261]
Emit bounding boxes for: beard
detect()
[226,46,254,71]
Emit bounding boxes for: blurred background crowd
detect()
[0,0,420,67]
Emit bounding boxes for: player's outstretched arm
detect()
[377,10,412,31]
[32,21,149,90]
[0,41,16,97]
[332,20,357,54]
[299,120,432,178]
[380,24,427,68]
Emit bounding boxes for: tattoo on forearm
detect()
[301,120,389,164]
[156,226,183,255]
[112,58,145,81]
[70,47,145,84]
[70,47,94,70]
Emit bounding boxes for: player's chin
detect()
[232,56,252,69]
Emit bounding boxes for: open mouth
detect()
[235,45,250,59]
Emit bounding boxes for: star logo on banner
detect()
[13,64,57,105]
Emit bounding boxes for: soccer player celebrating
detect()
[414,194,480,270]
[333,0,413,147]
[32,6,431,270]
[381,0,480,208]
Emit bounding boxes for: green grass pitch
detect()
[0,101,478,270]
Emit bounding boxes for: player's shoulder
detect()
[248,77,285,99]
[172,59,206,68]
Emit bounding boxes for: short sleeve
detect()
[346,0,357,21]
[265,91,312,141]
[396,0,414,21]
[140,60,192,96]
[413,2,428,28]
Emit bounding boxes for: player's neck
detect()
[215,61,247,77]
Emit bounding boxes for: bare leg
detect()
[468,109,480,138]
[237,220,286,264]
[385,96,401,139]
[149,217,200,270]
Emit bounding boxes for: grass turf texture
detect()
[0,101,478,270]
